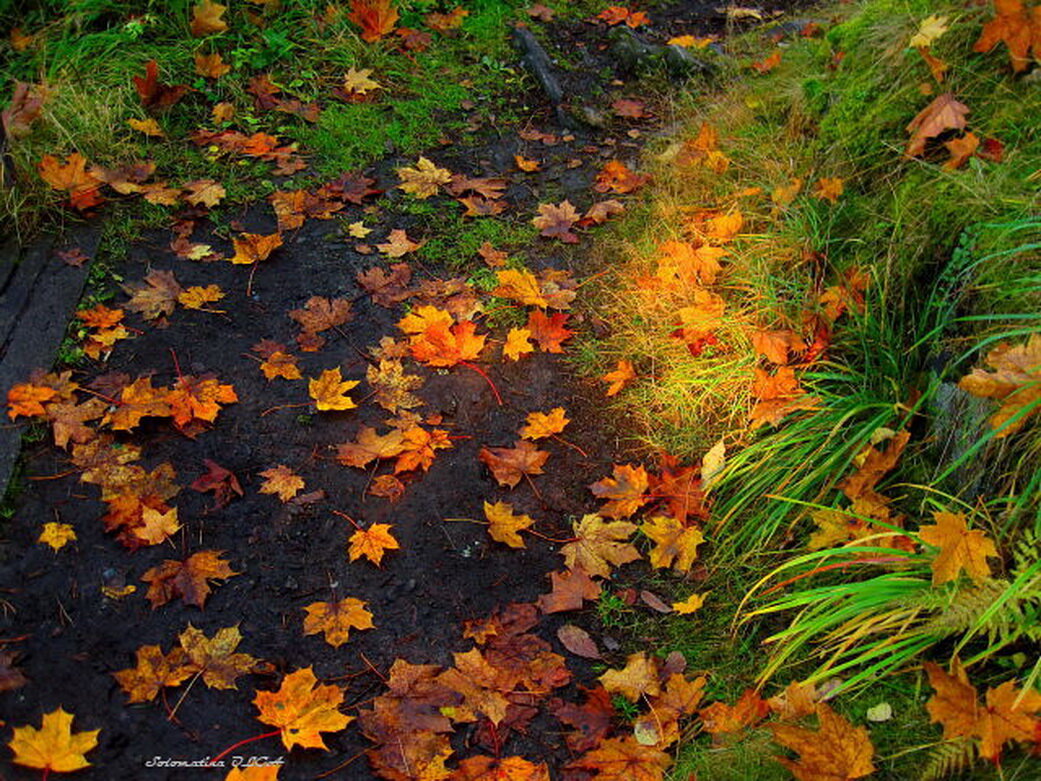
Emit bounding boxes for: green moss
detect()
[417,216,537,269]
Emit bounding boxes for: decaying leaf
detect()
[770,704,876,780]
[560,514,640,578]
[479,440,549,488]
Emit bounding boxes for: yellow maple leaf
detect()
[128,117,164,137]
[342,67,382,94]
[641,515,705,572]
[309,368,360,411]
[396,156,452,199]
[520,407,569,440]
[191,0,227,36]
[958,334,1041,436]
[560,514,640,578]
[493,268,548,308]
[348,523,399,566]
[177,285,225,310]
[918,511,998,585]
[39,522,76,551]
[8,707,99,773]
[672,592,707,614]
[483,500,534,548]
[602,359,636,397]
[599,652,661,701]
[503,327,534,361]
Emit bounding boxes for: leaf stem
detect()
[210,728,281,765]
[458,361,503,406]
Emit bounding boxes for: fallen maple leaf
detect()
[7,382,59,420]
[538,566,601,614]
[141,549,238,608]
[348,523,399,565]
[520,407,569,440]
[128,116,164,137]
[133,60,190,110]
[348,0,400,43]
[179,624,258,690]
[113,645,193,703]
[396,156,452,198]
[479,440,549,488]
[178,285,225,310]
[924,658,978,741]
[290,296,354,335]
[377,228,422,257]
[454,755,550,781]
[594,159,649,194]
[194,52,231,78]
[183,179,226,207]
[484,500,535,548]
[560,514,640,578]
[309,368,360,411]
[918,510,998,585]
[602,360,636,396]
[813,177,844,203]
[259,464,305,502]
[230,232,283,265]
[526,309,573,352]
[641,515,705,572]
[752,49,782,73]
[8,708,99,773]
[255,666,352,750]
[259,350,302,381]
[672,592,707,614]
[532,200,580,243]
[910,14,949,48]
[589,463,650,519]
[701,689,771,735]
[503,327,535,361]
[974,0,1040,72]
[303,597,374,647]
[39,522,76,551]
[191,0,228,36]
[957,334,1041,436]
[123,269,183,320]
[770,704,876,780]
[1,81,45,139]
[600,652,660,700]
[566,735,670,780]
[906,92,970,157]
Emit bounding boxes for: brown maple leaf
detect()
[229,232,283,265]
[538,566,601,614]
[190,459,243,509]
[479,440,549,488]
[906,93,970,157]
[141,550,238,608]
[357,263,413,307]
[2,81,45,139]
[599,652,661,701]
[190,0,227,36]
[551,686,614,752]
[133,60,190,110]
[532,200,581,243]
[113,645,193,703]
[123,270,183,320]
[289,296,354,336]
[974,0,1041,72]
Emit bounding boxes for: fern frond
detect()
[919,739,977,781]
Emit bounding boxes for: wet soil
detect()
[0,5,804,779]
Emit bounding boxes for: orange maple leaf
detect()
[348,523,399,565]
[483,500,535,548]
[348,0,400,43]
[918,510,998,586]
[602,359,637,397]
[113,645,193,703]
[6,382,58,419]
[229,232,283,265]
[957,334,1041,436]
[302,597,374,647]
[479,440,549,488]
[769,703,875,779]
[532,201,580,243]
[701,689,771,735]
[526,309,573,352]
[258,465,305,502]
[520,407,569,440]
[589,463,650,519]
[254,667,353,750]
[599,651,661,701]
[178,624,258,690]
[974,0,1041,72]
[593,160,649,194]
[190,0,227,36]
[565,736,670,780]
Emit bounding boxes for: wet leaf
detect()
[141,550,238,608]
[179,624,258,690]
[560,514,640,578]
[538,566,601,614]
[479,441,549,488]
[8,708,99,773]
[38,522,76,551]
[309,368,360,411]
[558,624,600,659]
[520,407,569,440]
[484,500,535,548]
[396,156,452,198]
[918,511,998,585]
[259,465,305,502]
[254,667,352,750]
[113,646,193,703]
[303,597,374,647]
[348,523,399,566]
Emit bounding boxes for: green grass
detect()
[0,0,532,236]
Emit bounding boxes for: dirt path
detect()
[0,7,789,779]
